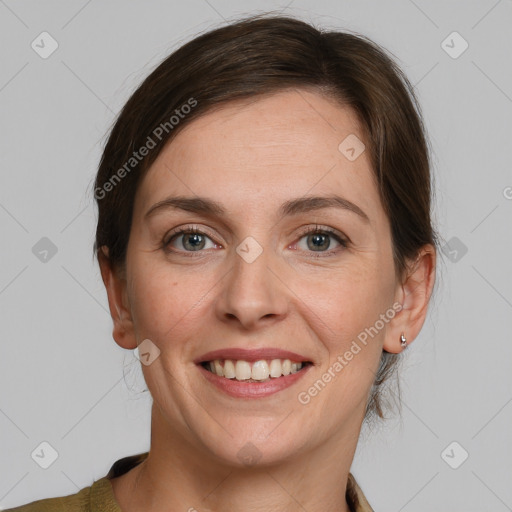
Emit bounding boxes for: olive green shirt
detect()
[4,452,374,511]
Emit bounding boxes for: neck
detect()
[113,404,363,512]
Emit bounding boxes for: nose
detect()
[215,245,289,330]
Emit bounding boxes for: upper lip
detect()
[194,348,311,364]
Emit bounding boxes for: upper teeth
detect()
[206,359,304,381]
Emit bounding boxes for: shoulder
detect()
[2,485,90,512]
[347,472,374,512]
[3,452,148,512]
[2,477,113,512]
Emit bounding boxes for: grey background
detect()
[1,1,511,510]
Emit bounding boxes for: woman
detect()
[7,13,437,512]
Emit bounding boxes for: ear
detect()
[98,246,137,350]
[383,244,436,353]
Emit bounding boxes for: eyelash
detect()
[162,224,348,258]
[294,225,348,257]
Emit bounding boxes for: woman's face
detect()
[120,89,405,466]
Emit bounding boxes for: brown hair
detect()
[93,13,438,423]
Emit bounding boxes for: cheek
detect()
[292,265,394,424]
[127,257,217,343]
[293,262,395,355]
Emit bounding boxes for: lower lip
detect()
[197,363,312,398]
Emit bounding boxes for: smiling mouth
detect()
[200,358,312,382]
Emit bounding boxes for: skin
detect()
[99,88,436,512]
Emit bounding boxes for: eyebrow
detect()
[144,195,370,223]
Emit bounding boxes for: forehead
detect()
[136,89,380,222]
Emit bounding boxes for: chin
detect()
[196,420,309,469]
